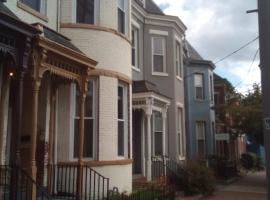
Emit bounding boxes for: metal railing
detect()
[0,165,52,200]
[48,164,110,200]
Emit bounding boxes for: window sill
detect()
[194,98,206,102]
[176,76,183,81]
[17,1,48,22]
[152,72,168,77]
[179,156,186,161]
[132,66,140,72]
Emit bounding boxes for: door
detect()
[132,110,142,174]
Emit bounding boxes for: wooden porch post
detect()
[76,83,87,200]
[30,79,41,199]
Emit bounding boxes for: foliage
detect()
[175,162,216,196]
[240,153,258,170]
[109,184,175,200]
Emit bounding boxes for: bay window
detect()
[195,73,204,100]
[152,37,166,74]
[196,121,206,157]
[117,0,125,34]
[132,28,139,69]
[73,80,95,159]
[77,0,95,24]
[20,0,46,15]
[153,111,163,156]
[118,83,128,157]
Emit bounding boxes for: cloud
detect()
[153,0,260,94]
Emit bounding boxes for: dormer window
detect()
[77,0,95,24]
[20,0,46,15]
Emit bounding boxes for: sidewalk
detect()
[180,171,267,200]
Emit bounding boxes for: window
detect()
[132,28,139,69]
[214,92,219,105]
[176,41,183,78]
[77,0,95,24]
[117,0,125,34]
[177,108,185,157]
[210,75,213,101]
[20,0,46,15]
[196,121,206,157]
[153,111,163,156]
[118,83,127,156]
[152,37,166,74]
[73,81,95,158]
[195,73,204,100]
[0,66,2,99]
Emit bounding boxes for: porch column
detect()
[76,87,87,200]
[162,106,168,157]
[145,98,152,182]
[30,79,41,180]
[141,113,146,176]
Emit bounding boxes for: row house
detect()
[214,74,246,160]
[131,0,187,181]
[1,0,133,198]
[184,42,216,160]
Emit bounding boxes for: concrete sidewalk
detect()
[180,171,267,200]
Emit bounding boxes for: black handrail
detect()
[48,163,110,200]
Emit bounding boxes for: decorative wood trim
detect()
[17,1,48,22]
[58,159,133,167]
[89,69,132,84]
[37,36,97,68]
[60,23,131,45]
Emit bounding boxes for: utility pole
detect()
[257,0,270,199]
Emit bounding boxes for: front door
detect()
[132,110,142,174]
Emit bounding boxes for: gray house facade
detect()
[184,42,216,160]
[131,0,187,181]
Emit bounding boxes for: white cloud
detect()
[153,0,260,94]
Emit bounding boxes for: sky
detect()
[153,0,260,94]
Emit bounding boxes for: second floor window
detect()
[20,0,46,15]
[195,73,204,100]
[77,0,95,24]
[118,0,125,34]
[132,28,139,69]
[152,37,166,74]
[176,41,182,78]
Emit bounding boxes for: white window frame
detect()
[117,82,128,158]
[70,81,96,160]
[196,121,206,157]
[151,36,167,76]
[175,41,183,80]
[194,73,205,100]
[132,27,139,71]
[177,106,185,159]
[210,75,214,102]
[152,111,163,157]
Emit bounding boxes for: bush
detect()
[241,153,257,170]
[175,162,216,196]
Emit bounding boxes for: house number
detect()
[265,118,270,130]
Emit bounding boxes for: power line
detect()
[214,36,259,64]
[233,48,259,88]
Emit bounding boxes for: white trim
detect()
[152,72,168,77]
[132,66,141,72]
[174,34,182,43]
[176,76,183,81]
[176,102,184,108]
[131,19,140,29]
[133,92,170,105]
[149,29,169,36]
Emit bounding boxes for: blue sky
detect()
[153,0,260,94]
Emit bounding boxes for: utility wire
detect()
[233,48,259,88]
[214,36,259,64]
